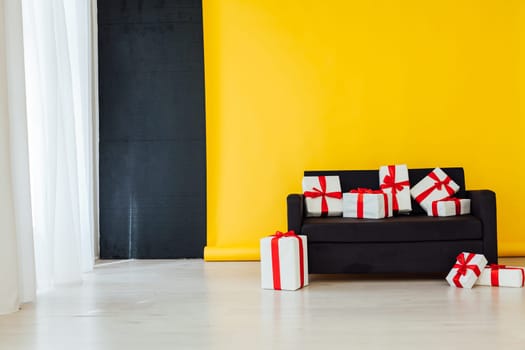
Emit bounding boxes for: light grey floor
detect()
[1,258,524,350]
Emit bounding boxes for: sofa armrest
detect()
[287,194,304,234]
[465,190,498,264]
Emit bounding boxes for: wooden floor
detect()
[0,258,524,349]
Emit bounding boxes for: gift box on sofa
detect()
[429,197,471,217]
[475,265,525,288]
[411,167,460,212]
[446,252,487,288]
[343,189,393,219]
[260,231,308,291]
[379,164,412,213]
[302,175,342,217]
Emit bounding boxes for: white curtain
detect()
[1,0,20,315]
[1,0,36,315]
[0,0,95,313]
[22,0,95,290]
[1,0,36,313]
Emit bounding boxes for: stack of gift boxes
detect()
[447,252,525,288]
[260,164,524,290]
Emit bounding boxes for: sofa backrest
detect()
[304,167,466,215]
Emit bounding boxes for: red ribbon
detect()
[304,176,342,216]
[452,253,481,288]
[270,230,305,290]
[431,197,461,216]
[415,171,456,204]
[488,264,525,287]
[380,165,410,211]
[350,188,369,218]
[349,188,389,218]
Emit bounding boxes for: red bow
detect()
[272,230,297,238]
[304,176,342,216]
[380,166,409,211]
[415,171,455,204]
[488,264,525,287]
[270,230,305,290]
[452,253,481,287]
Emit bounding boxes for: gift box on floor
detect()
[410,167,460,212]
[260,231,308,291]
[302,175,342,217]
[379,164,412,213]
[446,252,487,288]
[429,198,471,217]
[343,189,393,219]
[475,265,525,288]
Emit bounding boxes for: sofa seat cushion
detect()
[302,215,482,243]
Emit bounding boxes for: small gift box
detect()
[343,188,393,219]
[428,197,471,217]
[302,175,342,217]
[446,252,487,288]
[260,231,309,291]
[410,168,460,212]
[475,265,525,288]
[379,164,412,213]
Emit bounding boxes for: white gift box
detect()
[343,190,393,219]
[260,232,309,291]
[410,168,460,212]
[446,252,487,288]
[428,198,471,217]
[302,175,342,217]
[379,164,412,213]
[475,265,525,288]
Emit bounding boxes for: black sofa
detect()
[287,167,497,274]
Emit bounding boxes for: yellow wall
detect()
[202,0,525,260]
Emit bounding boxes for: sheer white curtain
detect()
[22,0,95,290]
[0,0,95,314]
[1,0,36,315]
[0,0,20,315]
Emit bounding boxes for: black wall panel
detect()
[98,0,206,258]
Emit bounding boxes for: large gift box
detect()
[429,198,471,217]
[343,189,393,219]
[410,167,460,212]
[302,175,342,217]
[260,231,309,291]
[379,164,412,213]
[475,265,525,288]
[446,252,487,288]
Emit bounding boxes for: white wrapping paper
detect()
[446,252,487,288]
[410,168,460,212]
[428,198,471,217]
[343,191,393,219]
[260,233,308,291]
[302,175,342,217]
[475,266,525,288]
[379,164,412,213]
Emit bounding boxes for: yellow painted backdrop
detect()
[202,0,525,260]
